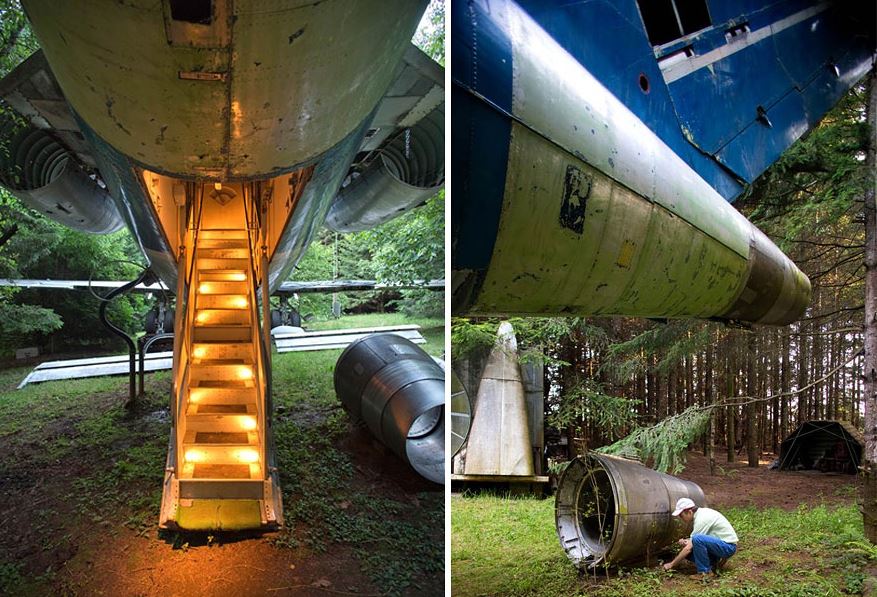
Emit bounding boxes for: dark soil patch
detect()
[678,449,858,509]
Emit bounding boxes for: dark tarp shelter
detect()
[778,420,863,474]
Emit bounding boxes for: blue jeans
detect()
[685,534,737,573]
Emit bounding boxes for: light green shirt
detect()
[692,507,738,544]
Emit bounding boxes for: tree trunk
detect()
[781,331,790,441]
[798,330,809,426]
[747,333,759,467]
[727,349,736,463]
[861,66,877,545]
[706,334,716,475]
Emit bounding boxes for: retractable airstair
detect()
[159,186,282,531]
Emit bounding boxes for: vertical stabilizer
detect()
[464,322,534,476]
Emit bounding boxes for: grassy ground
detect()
[306,312,444,355]
[0,312,444,596]
[451,495,876,596]
[267,312,444,593]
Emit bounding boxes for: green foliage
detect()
[356,190,444,284]
[598,405,712,473]
[0,1,38,78]
[604,320,712,381]
[546,380,639,441]
[413,0,445,65]
[743,82,869,245]
[451,316,581,365]
[0,561,23,595]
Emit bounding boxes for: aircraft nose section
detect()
[720,228,811,326]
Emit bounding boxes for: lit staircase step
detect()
[192,324,252,343]
[192,342,254,362]
[181,443,261,467]
[187,402,257,416]
[199,229,248,240]
[198,238,248,249]
[189,382,257,403]
[198,247,250,260]
[190,363,257,382]
[198,257,249,271]
[196,294,249,310]
[185,412,259,433]
[185,430,255,445]
[199,270,248,282]
[196,280,248,294]
[194,309,250,326]
[177,483,265,503]
[192,463,254,479]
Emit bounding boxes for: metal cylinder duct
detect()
[555,453,706,569]
[0,114,123,234]
[325,107,444,232]
[334,334,444,484]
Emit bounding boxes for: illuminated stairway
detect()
[160,223,282,531]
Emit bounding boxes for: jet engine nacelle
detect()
[0,114,123,234]
[325,107,443,233]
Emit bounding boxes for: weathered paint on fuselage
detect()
[452,0,811,325]
[20,1,427,290]
[22,0,425,180]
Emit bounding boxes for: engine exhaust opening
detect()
[556,453,705,569]
[577,465,616,557]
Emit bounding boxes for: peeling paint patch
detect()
[288,27,305,44]
[616,240,636,269]
[104,96,131,136]
[559,164,591,235]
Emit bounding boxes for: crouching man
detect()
[662,497,738,576]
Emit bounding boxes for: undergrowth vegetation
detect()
[451,495,874,597]
[0,313,444,596]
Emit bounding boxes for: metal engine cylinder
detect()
[555,453,706,568]
[334,333,444,484]
[0,114,123,234]
[325,107,444,232]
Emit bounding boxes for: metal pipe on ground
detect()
[555,453,706,568]
[334,334,444,484]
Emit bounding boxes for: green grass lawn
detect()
[306,312,444,356]
[0,312,445,596]
[452,495,876,597]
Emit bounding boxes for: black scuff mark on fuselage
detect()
[105,96,131,136]
[559,163,592,235]
[155,125,168,145]
[288,27,306,44]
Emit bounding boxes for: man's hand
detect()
[662,563,673,572]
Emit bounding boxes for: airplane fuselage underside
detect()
[11,0,429,531]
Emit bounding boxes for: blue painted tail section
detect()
[513,0,875,201]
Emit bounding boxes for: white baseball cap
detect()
[672,497,696,516]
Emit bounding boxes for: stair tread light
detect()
[235,448,259,463]
[185,449,207,463]
[240,416,257,431]
[238,366,254,380]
